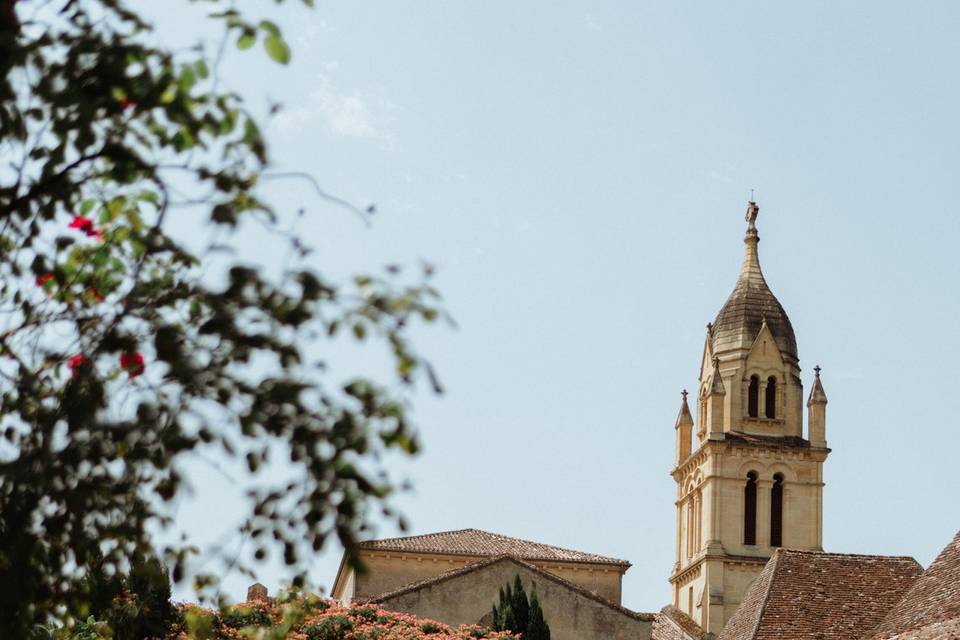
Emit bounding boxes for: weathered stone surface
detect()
[366,555,654,640]
[332,528,628,606]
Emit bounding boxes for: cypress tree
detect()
[527,592,551,640]
[491,574,550,636]
[494,583,517,632]
[511,574,530,632]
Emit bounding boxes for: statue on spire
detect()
[745,200,759,230]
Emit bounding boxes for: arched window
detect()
[770,473,784,547]
[765,376,777,419]
[744,471,758,545]
[748,376,759,418]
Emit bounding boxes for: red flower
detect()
[120,352,145,378]
[119,97,138,110]
[68,215,102,238]
[68,353,89,377]
[35,272,54,286]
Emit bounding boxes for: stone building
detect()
[365,555,656,640]
[669,200,830,634]
[316,201,960,640]
[330,528,631,606]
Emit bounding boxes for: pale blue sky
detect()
[148,1,960,612]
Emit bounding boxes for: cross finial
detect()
[712,356,720,369]
[681,389,688,402]
[814,364,822,378]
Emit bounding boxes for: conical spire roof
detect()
[711,201,798,360]
[675,390,693,429]
[807,365,828,405]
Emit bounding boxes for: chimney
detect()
[246,582,268,601]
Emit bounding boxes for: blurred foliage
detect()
[43,591,520,640]
[0,0,445,634]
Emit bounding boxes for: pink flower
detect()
[120,352,145,378]
[68,353,89,377]
[68,215,102,238]
[35,272,54,286]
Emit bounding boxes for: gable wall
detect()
[354,551,622,604]
[375,560,651,640]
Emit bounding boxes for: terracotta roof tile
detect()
[654,605,707,640]
[719,549,922,640]
[872,530,960,640]
[358,528,630,567]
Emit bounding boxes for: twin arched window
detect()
[743,471,785,546]
[747,375,777,419]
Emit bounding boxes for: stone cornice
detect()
[672,436,829,480]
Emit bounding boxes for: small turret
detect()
[807,365,828,447]
[707,357,726,439]
[675,390,693,464]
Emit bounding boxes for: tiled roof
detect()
[871,529,960,640]
[654,605,707,640]
[723,431,811,450]
[357,528,631,567]
[719,549,922,640]
[362,554,654,622]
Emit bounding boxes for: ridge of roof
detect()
[357,527,631,567]
[871,529,960,640]
[658,604,707,640]
[363,553,655,622]
[746,547,783,640]
[775,548,920,562]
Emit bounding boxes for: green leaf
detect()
[259,20,281,37]
[195,60,209,79]
[237,29,257,50]
[180,66,196,93]
[264,33,291,65]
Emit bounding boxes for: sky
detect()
[143,1,960,613]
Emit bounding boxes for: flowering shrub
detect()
[159,597,518,640]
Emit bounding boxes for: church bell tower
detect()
[669,202,830,635]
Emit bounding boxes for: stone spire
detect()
[709,356,726,395]
[807,365,828,447]
[675,390,693,463]
[807,364,828,405]
[711,201,798,361]
[707,357,726,438]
